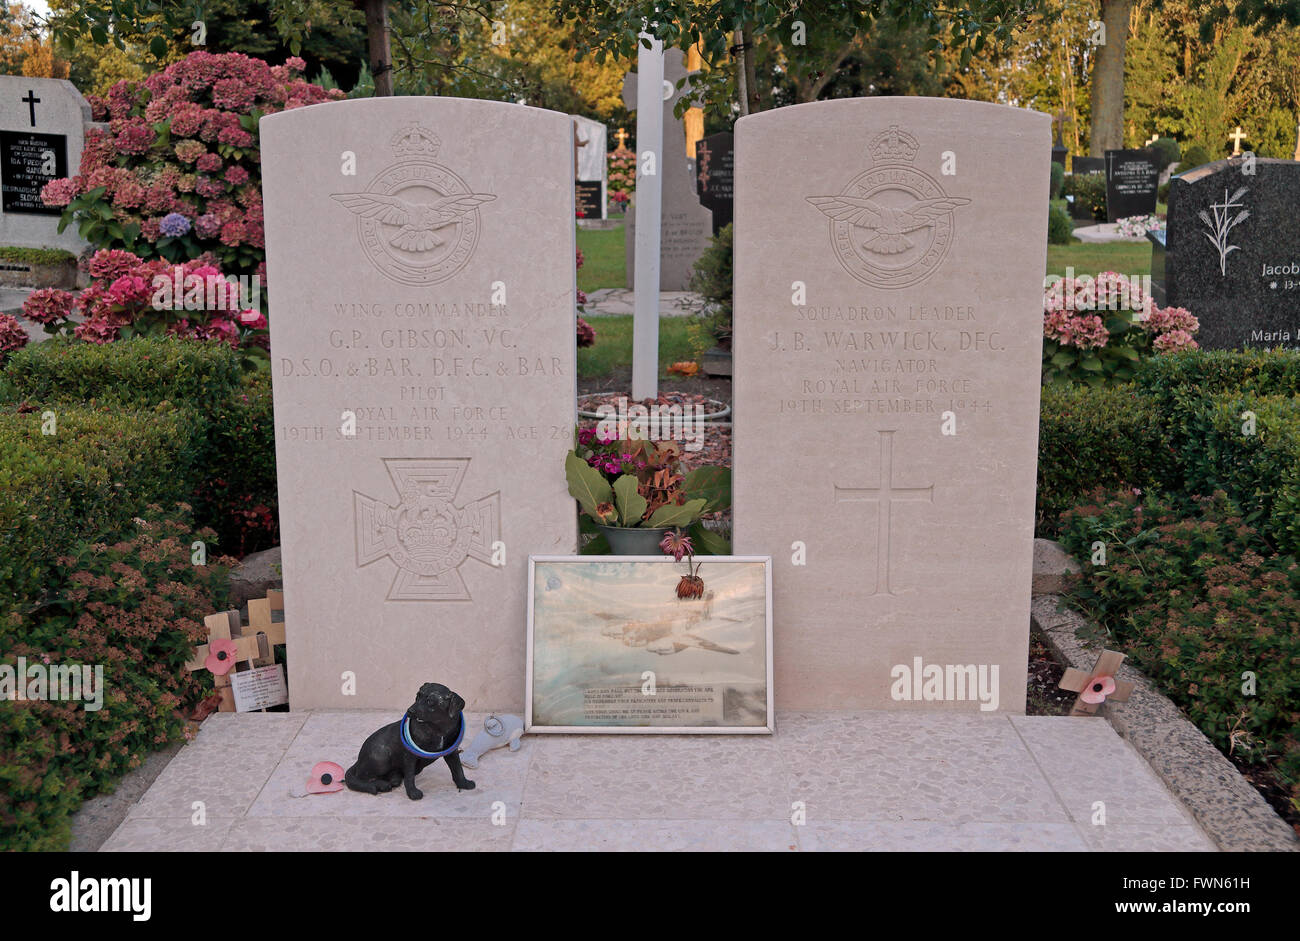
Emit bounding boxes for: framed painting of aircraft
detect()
[526,556,774,733]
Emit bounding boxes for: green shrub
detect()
[1049,161,1065,199]
[1047,203,1073,244]
[1166,393,1300,558]
[0,506,230,850]
[0,337,242,410]
[1036,383,1172,535]
[0,403,202,611]
[0,246,76,266]
[687,223,733,347]
[1061,171,1107,221]
[1180,143,1213,170]
[1150,136,1180,170]
[192,372,279,555]
[1158,181,1171,203]
[1057,490,1300,807]
[1134,348,1300,408]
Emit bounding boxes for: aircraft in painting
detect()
[592,591,746,656]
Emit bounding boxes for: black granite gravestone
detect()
[1155,157,1300,349]
[575,180,602,219]
[1071,156,1104,175]
[0,130,67,215]
[1104,149,1160,222]
[695,131,733,235]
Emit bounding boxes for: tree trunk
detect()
[1089,0,1132,155]
[733,28,749,117]
[365,0,393,96]
[742,24,760,113]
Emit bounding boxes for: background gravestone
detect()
[261,98,577,711]
[1104,148,1159,221]
[733,98,1049,712]
[622,48,713,291]
[571,114,606,220]
[1071,156,1103,175]
[0,77,91,254]
[1153,157,1300,349]
[696,130,734,235]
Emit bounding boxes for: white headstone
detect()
[571,114,607,220]
[733,98,1050,712]
[261,97,578,711]
[0,77,91,253]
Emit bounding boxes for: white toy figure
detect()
[459,714,525,769]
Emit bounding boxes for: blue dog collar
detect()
[399,713,466,759]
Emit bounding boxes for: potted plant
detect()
[566,428,730,555]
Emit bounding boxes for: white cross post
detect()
[1229,126,1247,156]
[631,32,665,402]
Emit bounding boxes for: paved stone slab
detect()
[101,709,1216,851]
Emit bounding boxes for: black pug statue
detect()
[345,682,476,800]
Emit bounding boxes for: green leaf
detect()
[149,35,168,59]
[687,522,730,556]
[683,465,730,513]
[565,452,613,519]
[612,474,647,526]
[1081,356,1104,372]
[647,498,707,529]
[1050,350,1075,367]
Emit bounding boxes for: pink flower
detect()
[112,118,155,155]
[74,318,119,344]
[195,213,221,238]
[174,140,206,164]
[107,275,151,307]
[659,531,693,562]
[88,249,141,280]
[196,152,223,174]
[22,288,75,325]
[1153,329,1198,353]
[219,220,247,245]
[0,313,28,353]
[196,177,226,198]
[40,176,79,207]
[1080,674,1117,705]
[224,165,249,186]
[237,309,267,330]
[216,125,253,148]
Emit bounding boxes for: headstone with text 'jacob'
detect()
[0,77,92,254]
[261,98,577,711]
[1155,157,1300,349]
[733,98,1049,712]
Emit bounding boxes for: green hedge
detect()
[0,403,201,611]
[1134,348,1300,408]
[1,337,279,555]
[0,336,243,410]
[1036,383,1171,535]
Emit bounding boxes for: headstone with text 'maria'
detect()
[1150,156,1300,349]
[0,77,93,254]
[261,98,577,710]
[733,98,1049,712]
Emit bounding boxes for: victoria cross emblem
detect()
[354,458,501,602]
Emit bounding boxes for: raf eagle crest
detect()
[332,126,495,286]
[807,125,969,289]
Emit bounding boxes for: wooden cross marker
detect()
[1058,648,1135,716]
[184,590,287,712]
[1228,126,1248,156]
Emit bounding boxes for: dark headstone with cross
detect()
[621,48,713,291]
[0,77,94,252]
[696,131,734,235]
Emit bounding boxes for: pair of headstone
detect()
[262,94,1049,714]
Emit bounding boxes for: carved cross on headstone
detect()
[834,430,933,596]
[1058,648,1135,716]
[22,89,39,127]
[1229,126,1248,156]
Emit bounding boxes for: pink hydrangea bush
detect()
[39,52,342,274]
[20,249,267,352]
[0,313,28,359]
[1043,270,1199,384]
